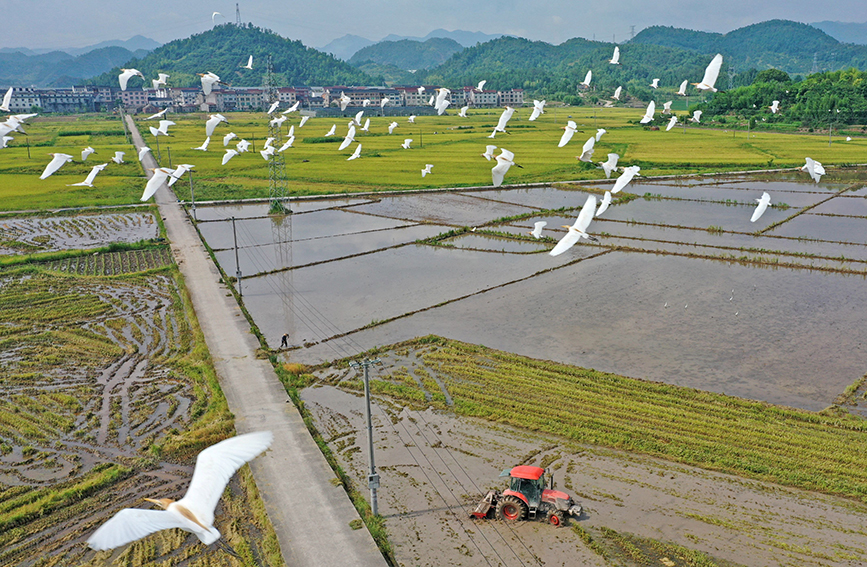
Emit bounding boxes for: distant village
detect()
[1,84,525,115]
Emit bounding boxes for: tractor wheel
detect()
[496,495,528,523]
[546,510,564,527]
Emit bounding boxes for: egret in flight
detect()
[408,115,416,124]
[69,163,107,187]
[476,80,487,91]
[550,195,598,256]
[299,116,310,127]
[458,105,469,118]
[598,153,619,178]
[490,106,515,138]
[199,72,222,96]
[676,80,688,96]
[118,69,145,91]
[666,115,678,131]
[40,153,73,179]
[613,86,622,100]
[611,165,640,193]
[222,149,239,165]
[693,54,723,92]
[690,110,702,123]
[325,124,336,137]
[482,145,497,161]
[769,100,780,114]
[528,99,546,121]
[609,46,620,65]
[421,164,433,177]
[168,164,195,187]
[0,87,12,112]
[138,147,151,161]
[192,138,210,151]
[580,70,592,88]
[595,128,606,142]
[401,138,412,149]
[111,151,125,164]
[88,432,272,555]
[558,121,578,147]
[277,136,295,152]
[650,78,660,89]
[242,55,253,70]
[235,139,250,153]
[529,221,547,239]
[596,191,612,217]
[212,11,222,23]
[338,124,357,150]
[139,168,173,201]
[640,100,655,124]
[388,121,398,134]
[205,114,228,137]
[81,146,95,161]
[144,107,168,120]
[222,132,236,146]
[662,100,673,114]
[491,148,522,187]
[347,144,362,160]
[577,137,595,162]
[802,157,824,183]
[151,73,170,91]
[267,100,280,115]
[750,192,771,222]
[281,101,300,114]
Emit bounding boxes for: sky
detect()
[4,0,867,51]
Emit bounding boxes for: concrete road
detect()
[127,116,387,567]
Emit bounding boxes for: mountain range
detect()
[319,29,504,61]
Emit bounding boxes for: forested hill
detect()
[0,46,149,87]
[349,37,464,71]
[88,24,379,89]
[630,20,867,75]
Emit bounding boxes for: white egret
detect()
[0,87,12,112]
[428,94,435,106]
[235,139,250,153]
[693,54,723,92]
[222,132,236,146]
[242,55,253,70]
[111,151,125,164]
[69,163,108,187]
[640,100,655,124]
[0,135,13,149]
[458,105,469,118]
[325,124,336,137]
[144,108,168,120]
[676,80,688,96]
[299,116,310,127]
[482,145,497,161]
[269,115,287,128]
[417,86,425,94]
[650,78,660,89]
[88,432,272,554]
[192,138,210,151]
[380,97,390,109]
[198,72,222,96]
[596,191,612,216]
[769,100,780,114]
[802,157,824,183]
[609,46,620,65]
[491,148,522,187]
[580,70,592,88]
[118,69,144,91]
[666,115,678,131]
[138,147,151,161]
[421,164,433,177]
[157,119,175,136]
[611,165,640,193]
[558,121,578,147]
[408,115,416,124]
[336,92,350,111]
[598,153,619,178]
[595,128,606,142]
[613,86,622,100]
[549,195,598,256]
[401,138,412,149]
[168,164,195,187]
[690,110,702,123]
[491,106,515,137]
[222,149,239,165]
[277,137,295,152]
[260,146,275,160]
[352,110,364,126]
[577,136,595,162]
[662,100,672,114]
[211,11,222,23]
[267,100,280,114]
[434,88,450,115]
[151,73,170,90]
[529,99,546,121]
[81,146,95,161]
[281,101,300,114]
[205,114,227,137]
[362,99,372,107]
[361,118,370,132]
[750,192,771,222]
[388,122,398,134]
[338,125,357,150]
[40,153,73,179]
[347,144,362,161]
[476,80,487,91]
[139,168,173,201]
[529,221,547,239]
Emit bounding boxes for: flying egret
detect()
[640,101,655,124]
[580,70,592,88]
[158,119,175,135]
[408,115,416,124]
[281,101,300,114]
[690,110,702,123]
[111,151,125,164]
[388,122,398,134]
[267,100,280,114]
[0,87,12,112]
[476,80,487,91]
[0,135,13,149]
[352,110,364,126]
[611,165,640,193]
[491,148,522,187]
[68,163,108,187]
[802,157,824,183]
[693,54,723,92]
[549,195,598,256]
[428,94,435,106]
[750,192,771,222]
[662,100,673,114]
[609,46,620,65]
[118,69,145,91]
[650,78,660,89]
[666,115,678,131]
[458,105,469,118]
[144,108,168,120]
[380,97,390,109]
[199,72,222,96]
[595,128,606,142]
[434,88,450,115]
[205,114,228,137]
[613,86,622,100]
[260,146,275,160]
[558,121,578,147]
[211,11,222,23]
[277,137,295,152]
[138,147,151,161]
[242,55,253,70]
[577,137,595,162]
[417,86,426,94]
[235,139,250,153]
[338,125,357,150]
[299,116,310,127]
[401,138,412,149]
[325,124,336,137]
[362,99,372,107]
[598,153,619,178]
[335,92,350,111]
[421,164,433,177]
[676,80,688,96]
[192,138,210,151]
[222,132,237,146]
[482,145,497,161]
[529,99,546,121]
[347,144,362,161]
[529,221,547,239]
[360,118,370,132]
[139,168,173,201]
[596,191,612,216]
[81,146,95,161]
[222,149,239,165]
[88,432,272,554]
[168,164,195,187]
[769,100,780,114]
[490,106,515,138]
[269,115,287,128]
[40,153,73,179]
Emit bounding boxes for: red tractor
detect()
[470,465,583,526]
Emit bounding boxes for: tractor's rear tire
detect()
[496,495,528,523]
[547,510,564,526]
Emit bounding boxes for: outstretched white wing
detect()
[88,508,184,551]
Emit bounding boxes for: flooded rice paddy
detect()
[197,175,867,412]
[0,212,159,254]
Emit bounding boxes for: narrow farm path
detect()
[126,115,387,567]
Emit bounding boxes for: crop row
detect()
[43,247,173,276]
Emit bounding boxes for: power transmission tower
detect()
[264,55,290,215]
[811,52,819,74]
[630,25,636,40]
[236,3,241,25]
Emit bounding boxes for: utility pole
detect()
[189,170,197,222]
[630,25,635,40]
[350,358,381,516]
[231,216,242,298]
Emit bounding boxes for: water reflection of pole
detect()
[232,216,242,298]
[350,357,381,517]
[189,171,196,222]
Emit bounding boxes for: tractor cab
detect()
[500,465,547,508]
